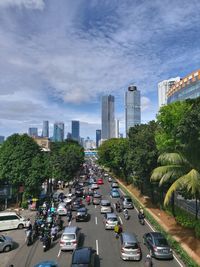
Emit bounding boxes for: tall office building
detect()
[71,121,80,142]
[53,122,64,142]
[125,85,141,137]
[42,120,49,138]
[28,127,38,137]
[158,77,180,108]
[115,119,119,138]
[167,70,200,104]
[96,129,101,148]
[101,95,115,140]
[0,136,5,144]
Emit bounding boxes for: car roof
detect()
[122,232,138,242]
[72,247,92,263]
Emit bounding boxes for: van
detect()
[60,226,80,251]
[120,232,142,261]
[0,212,28,231]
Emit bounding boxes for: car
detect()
[71,198,84,211]
[121,195,134,209]
[34,261,58,267]
[0,235,13,252]
[100,200,112,213]
[143,232,173,259]
[75,187,84,197]
[70,247,96,267]
[92,193,101,205]
[111,182,119,188]
[90,183,99,190]
[97,178,104,185]
[60,226,80,251]
[64,193,75,204]
[110,189,120,198]
[76,207,88,222]
[103,213,119,229]
[120,232,142,261]
[57,203,68,215]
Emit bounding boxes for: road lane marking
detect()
[95,216,98,225]
[119,216,123,225]
[96,239,99,255]
[57,249,61,257]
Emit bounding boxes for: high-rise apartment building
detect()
[53,122,64,142]
[28,127,38,137]
[96,129,101,148]
[42,120,49,138]
[125,85,141,137]
[101,95,115,140]
[71,121,80,142]
[167,70,200,104]
[158,77,180,108]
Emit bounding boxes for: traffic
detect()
[1,158,183,267]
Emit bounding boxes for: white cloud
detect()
[0,0,45,9]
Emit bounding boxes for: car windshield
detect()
[125,199,132,202]
[155,238,168,246]
[62,234,75,240]
[102,202,110,206]
[109,218,117,222]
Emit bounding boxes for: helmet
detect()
[146,254,151,258]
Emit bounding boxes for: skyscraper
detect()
[42,120,49,138]
[125,85,141,137]
[158,77,180,108]
[0,136,5,144]
[28,127,38,137]
[115,119,119,138]
[96,129,101,148]
[71,121,80,142]
[101,95,115,140]
[53,122,64,142]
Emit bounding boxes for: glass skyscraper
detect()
[125,85,141,137]
[101,95,115,140]
[96,129,101,148]
[53,122,64,142]
[42,120,49,138]
[72,120,80,142]
[28,127,38,137]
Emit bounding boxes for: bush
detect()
[20,201,28,209]
[195,222,200,238]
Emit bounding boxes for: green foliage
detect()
[195,223,200,238]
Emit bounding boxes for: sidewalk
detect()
[117,179,200,266]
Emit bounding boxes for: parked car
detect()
[92,193,101,205]
[103,213,119,229]
[0,212,28,231]
[121,195,134,209]
[110,189,120,198]
[76,207,88,222]
[0,235,14,252]
[70,247,96,267]
[143,232,173,259]
[97,178,104,185]
[100,200,112,213]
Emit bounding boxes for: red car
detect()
[97,178,104,185]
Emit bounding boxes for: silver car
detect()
[100,200,112,213]
[0,235,13,252]
[103,213,119,229]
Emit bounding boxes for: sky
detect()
[0,0,200,140]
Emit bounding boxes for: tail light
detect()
[72,241,77,244]
[121,247,125,253]
[60,241,65,244]
[136,248,141,253]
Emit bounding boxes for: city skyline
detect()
[0,1,200,139]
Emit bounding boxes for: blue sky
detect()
[0,0,200,140]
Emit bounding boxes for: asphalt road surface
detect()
[4,177,185,267]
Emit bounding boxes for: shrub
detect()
[20,201,28,209]
[195,222,200,238]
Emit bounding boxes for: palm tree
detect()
[151,152,200,219]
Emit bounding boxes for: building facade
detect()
[158,77,180,108]
[96,129,101,148]
[71,120,80,142]
[125,85,141,137]
[115,119,119,138]
[101,95,115,140]
[167,70,200,104]
[42,120,49,138]
[33,137,50,151]
[0,136,5,144]
[53,122,64,142]
[28,127,38,137]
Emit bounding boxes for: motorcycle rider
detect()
[86,195,91,205]
[25,218,32,245]
[123,208,129,219]
[51,224,58,241]
[138,210,145,224]
[144,254,153,267]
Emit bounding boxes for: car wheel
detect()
[3,245,11,252]
[18,224,24,229]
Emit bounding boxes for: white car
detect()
[100,200,112,213]
[91,183,99,190]
[57,203,67,215]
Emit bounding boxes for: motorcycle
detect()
[138,213,145,225]
[144,254,153,267]
[123,209,129,220]
[42,234,51,252]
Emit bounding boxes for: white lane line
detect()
[57,249,61,257]
[95,216,98,225]
[96,239,99,255]
[173,255,185,267]
[119,216,123,225]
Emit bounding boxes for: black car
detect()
[143,232,173,259]
[71,198,84,211]
[76,207,88,222]
[70,247,96,267]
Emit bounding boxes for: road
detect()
[4,177,185,267]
